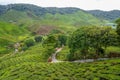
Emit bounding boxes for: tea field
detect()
[0,57,120,80]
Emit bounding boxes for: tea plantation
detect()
[0,52,120,80]
[0,44,120,80]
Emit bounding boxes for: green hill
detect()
[0,4,105,28]
[0,4,118,55]
[0,4,107,38]
[40,10,103,26]
[0,22,29,54]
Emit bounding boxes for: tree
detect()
[115,18,120,45]
[42,35,57,60]
[116,18,120,36]
[68,26,92,60]
[68,26,118,60]
[101,27,119,47]
[90,27,119,58]
[58,34,67,46]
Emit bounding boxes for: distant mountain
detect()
[0,4,104,27]
[87,10,120,21]
[0,4,81,16]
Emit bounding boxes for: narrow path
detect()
[51,48,63,63]
[51,48,113,63]
[73,58,109,63]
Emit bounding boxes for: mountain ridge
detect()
[0,4,120,22]
[0,3,105,27]
[87,10,120,21]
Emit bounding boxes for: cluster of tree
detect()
[42,34,67,60]
[68,26,119,61]
[18,35,43,51]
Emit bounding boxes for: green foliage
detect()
[57,46,69,61]
[58,34,67,46]
[34,35,42,42]
[25,39,35,47]
[42,35,57,60]
[43,35,57,47]
[101,27,119,47]
[50,29,62,34]
[115,18,120,44]
[0,22,29,54]
[68,26,93,60]
[68,26,119,60]
[106,46,120,54]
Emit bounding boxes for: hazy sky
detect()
[0,0,120,11]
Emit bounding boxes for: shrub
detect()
[25,39,35,47]
[34,36,42,42]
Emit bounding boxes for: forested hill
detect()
[87,10,120,21]
[0,4,80,16]
[0,4,105,26]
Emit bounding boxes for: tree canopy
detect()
[68,26,118,60]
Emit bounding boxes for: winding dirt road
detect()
[51,48,63,63]
[51,47,110,63]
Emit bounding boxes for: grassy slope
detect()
[27,10,104,34]
[0,10,40,32]
[40,11,104,27]
[0,9,105,33]
[0,8,107,55]
[0,10,37,22]
[0,22,29,54]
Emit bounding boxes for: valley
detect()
[0,4,120,80]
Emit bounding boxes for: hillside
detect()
[0,4,105,28]
[0,3,120,80]
[0,4,119,55]
[0,22,29,54]
[88,10,120,21]
[0,46,120,80]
